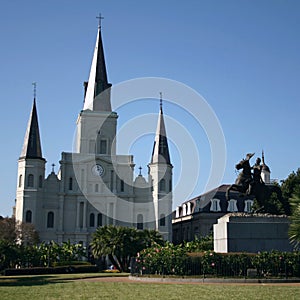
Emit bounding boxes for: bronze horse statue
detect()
[226,153,254,200]
[226,153,290,215]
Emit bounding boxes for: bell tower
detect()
[148,95,173,241]
[15,95,46,228]
[75,22,117,156]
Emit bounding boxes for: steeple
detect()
[262,150,270,172]
[83,24,112,111]
[261,150,271,184]
[20,99,44,160]
[151,95,171,165]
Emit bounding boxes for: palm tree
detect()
[289,186,300,250]
[90,225,164,272]
[138,229,164,249]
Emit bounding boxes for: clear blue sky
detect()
[1,0,300,216]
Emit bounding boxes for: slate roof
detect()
[19,99,44,160]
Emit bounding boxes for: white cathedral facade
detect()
[15,25,173,245]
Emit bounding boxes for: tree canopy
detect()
[288,185,300,250]
[0,217,39,245]
[90,225,164,272]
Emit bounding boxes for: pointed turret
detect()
[83,26,112,111]
[151,98,171,165]
[261,150,271,184]
[20,99,44,160]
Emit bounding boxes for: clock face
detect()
[92,164,104,177]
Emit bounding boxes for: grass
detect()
[0,273,299,300]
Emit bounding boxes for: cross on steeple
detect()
[139,166,142,176]
[96,13,104,29]
[51,163,55,173]
[32,82,37,99]
[159,92,163,110]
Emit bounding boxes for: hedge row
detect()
[132,244,300,278]
[4,264,99,276]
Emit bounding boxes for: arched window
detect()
[27,174,34,187]
[79,202,84,228]
[89,213,95,227]
[169,179,172,192]
[69,177,73,190]
[47,212,54,228]
[137,214,143,230]
[97,213,102,227]
[120,180,124,192]
[25,210,32,223]
[159,179,165,192]
[95,184,99,192]
[39,175,43,188]
[19,174,23,188]
[100,140,107,154]
[160,214,165,227]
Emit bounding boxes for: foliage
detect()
[0,240,86,271]
[3,264,98,276]
[288,185,300,249]
[90,225,164,272]
[136,242,187,275]
[281,168,300,205]
[133,247,300,278]
[0,217,39,245]
[184,234,213,252]
[252,191,285,215]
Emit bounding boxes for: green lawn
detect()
[0,274,299,300]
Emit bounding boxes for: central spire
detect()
[83,20,112,111]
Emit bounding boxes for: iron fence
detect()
[130,255,300,279]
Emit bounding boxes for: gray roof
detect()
[150,105,171,165]
[20,99,44,160]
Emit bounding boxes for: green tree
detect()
[90,225,164,272]
[281,168,300,206]
[184,234,213,252]
[137,229,164,249]
[252,191,285,215]
[0,217,39,245]
[0,217,17,243]
[288,185,300,250]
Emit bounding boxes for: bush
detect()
[132,246,300,278]
[4,265,99,276]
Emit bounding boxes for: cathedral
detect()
[15,24,173,245]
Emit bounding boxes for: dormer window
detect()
[244,200,254,213]
[182,204,187,216]
[227,199,238,212]
[210,199,221,212]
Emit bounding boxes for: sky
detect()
[1,0,300,217]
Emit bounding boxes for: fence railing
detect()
[130,255,300,279]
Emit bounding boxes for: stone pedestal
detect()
[213,213,293,253]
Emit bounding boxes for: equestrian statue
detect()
[226,153,290,215]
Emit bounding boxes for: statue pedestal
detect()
[213,213,293,253]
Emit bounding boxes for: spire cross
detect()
[51,163,55,173]
[32,82,37,99]
[139,166,142,176]
[96,13,104,29]
[159,92,163,110]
